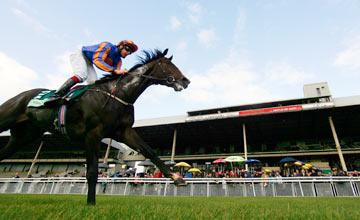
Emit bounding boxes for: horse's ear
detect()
[163,48,168,56]
[169,55,173,61]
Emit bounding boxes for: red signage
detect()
[238,105,303,116]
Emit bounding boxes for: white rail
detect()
[0,177,359,197]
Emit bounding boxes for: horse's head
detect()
[149,49,190,91]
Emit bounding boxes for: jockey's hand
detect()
[114,69,128,75]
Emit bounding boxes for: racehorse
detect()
[0,49,190,205]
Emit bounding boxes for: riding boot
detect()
[44,78,77,106]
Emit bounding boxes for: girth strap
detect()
[58,105,67,135]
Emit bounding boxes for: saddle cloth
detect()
[27,85,90,108]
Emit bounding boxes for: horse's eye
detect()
[167,76,175,83]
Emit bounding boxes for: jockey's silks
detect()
[82,42,122,72]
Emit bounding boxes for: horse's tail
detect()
[0,89,43,133]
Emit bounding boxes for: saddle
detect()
[27,85,90,108]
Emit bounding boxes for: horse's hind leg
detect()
[0,123,44,161]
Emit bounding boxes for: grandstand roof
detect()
[133,95,360,155]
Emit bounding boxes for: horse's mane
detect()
[95,49,163,84]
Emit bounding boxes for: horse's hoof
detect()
[174,177,186,186]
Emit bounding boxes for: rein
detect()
[87,88,133,106]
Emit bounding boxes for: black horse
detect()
[0,49,190,205]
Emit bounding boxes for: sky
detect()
[1,0,360,120]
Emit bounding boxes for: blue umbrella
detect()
[313,166,323,172]
[280,157,297,163]
[245,159,261,164]
[164,161,176,166]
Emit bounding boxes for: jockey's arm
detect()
[114,69,128,75]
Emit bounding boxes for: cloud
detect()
[43,51,74,90]
[11,8,58,39]
[197,28,217,48]
[233,8,247,45]
[181,50,276,106]
[170,16,181,31]
[264,59,314,85]
[334,35,360,69]
[0,52,39,102]
[83,28,93,38]
[187,3,203,24]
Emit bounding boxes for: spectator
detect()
[333,170,338,176]
[310,169,318,176]
[275,171,283,184]
[13,172,20,178]
[300,169,307,177]
[261,172,269,186]
[353,170,359,177]
[102,173,108,193]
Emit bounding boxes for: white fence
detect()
[0,177,359,197]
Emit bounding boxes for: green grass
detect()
[0,194,359,220]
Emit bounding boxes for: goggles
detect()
[123,45,135,53]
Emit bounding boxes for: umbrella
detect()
[213,158,226,173]
[164,161,176,166]
[98,163,110,169]
[313,166,322,171]
[293,161,303,166]
[225,156,246,171]
[305,163,312,168]
[280,157,297,163]
[296,160,305,165]
[174,162,191,168]
[245,159,261,164]
[188,168,201,173]
[224,156,246,163]
[212,158,226,164]
[174,162,191,176]
[302,165,310,170]
[138,160,154,166]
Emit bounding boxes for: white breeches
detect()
[69,50,97,84]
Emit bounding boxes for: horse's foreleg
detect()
[85,134,101,205]
[117,128,185,185]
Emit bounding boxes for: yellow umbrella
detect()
[174,162,191,168]
[305,163,312,168]
[188,168,201,173]
[294,161,303,166]
[302,165,310,170]
[263,169,271,173]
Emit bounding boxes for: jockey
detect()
[45,40,138,105]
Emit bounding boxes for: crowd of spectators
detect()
[9,167,360,179]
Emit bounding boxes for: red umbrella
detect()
[213,158,226,164]
[213,158,226,173]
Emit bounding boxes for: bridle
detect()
[131,60,176,85]
[91,58,180,108]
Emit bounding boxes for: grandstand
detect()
[1,82,360,177]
